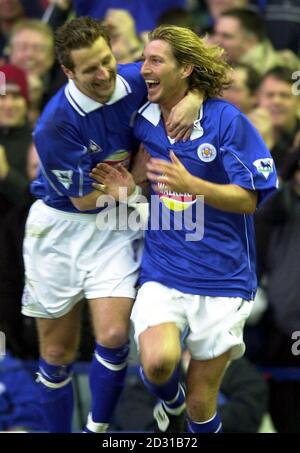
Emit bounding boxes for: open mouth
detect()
[145,79,160,92]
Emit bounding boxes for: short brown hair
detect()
[261,66,295,86]
[221,8,266,43]
[55,16,111,70]
[148,25,232,97]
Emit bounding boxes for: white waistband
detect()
[34,200,99,222]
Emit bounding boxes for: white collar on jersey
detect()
[65,75,132,116]
[138,101,204,142]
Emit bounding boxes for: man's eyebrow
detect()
[81,54,112,71]
[150,54,164,59]
[82,65,97,72]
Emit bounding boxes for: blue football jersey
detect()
[134,99,278,300]
[31,63,146,212]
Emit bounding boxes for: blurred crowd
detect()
[0,0,300,433]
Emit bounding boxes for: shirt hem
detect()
[139,277,254,301]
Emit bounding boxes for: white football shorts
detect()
[22,200,143,318]
[131,281,253,360]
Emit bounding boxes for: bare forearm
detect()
[147,153,257,214]
[189,176,257,214]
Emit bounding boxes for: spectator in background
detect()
[254,147,300,433]
[222,63,260,114]
[0,63,32,221]
[213,8,299,76]
[7,19,55,120]
[0,142,39,361]
[249,66,300,175]
[8,19,54,78]
[0,64,33,356]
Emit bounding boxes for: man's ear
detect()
[181,64,193,80]
[61,64,75,80]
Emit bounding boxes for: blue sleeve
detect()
[34,122,95,198]
[118,62,147,100]
[219,112,278,206]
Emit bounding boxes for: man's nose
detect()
[95,66,110,80]
[141,61,150,76]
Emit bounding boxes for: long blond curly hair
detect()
[148,25,232,97]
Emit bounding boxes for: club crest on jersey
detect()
[253,158,274,179]
[51,169,73,189]
[197,143,217,162]
[88,140,102,154]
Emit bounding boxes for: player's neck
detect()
[160,89,187,124]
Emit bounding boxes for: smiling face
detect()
[213,16,255,64]
[257,76,299,130]
[141,39,190,110]
[0,91,27,127]
[63,36,117,103]
[10,28,54,77]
